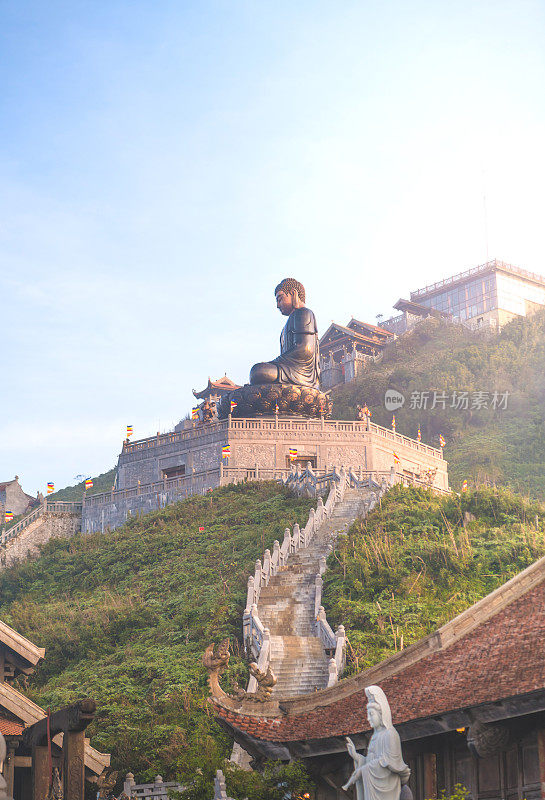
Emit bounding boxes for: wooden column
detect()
[5,744,16,799]
[64,730,85,800]
[537,729,545,800]
[31,745,49,800]
[423,753,438,799]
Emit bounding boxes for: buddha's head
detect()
[274,278,306,316]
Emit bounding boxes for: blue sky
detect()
[1,0,544,495]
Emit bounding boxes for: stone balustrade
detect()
[0,501,82,547]
[242,478,342,692]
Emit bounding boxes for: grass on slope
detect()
[0,482,314,795]
[48,468,117,501]
[331,311,545,497]
[323,484,545,670]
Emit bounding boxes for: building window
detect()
[162,465,186,480]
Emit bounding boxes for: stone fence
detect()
[121,416,442,460]
[0,500,82,547]
[120,773,183,798]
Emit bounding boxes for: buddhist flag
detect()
[461,479,468,492]
[393,452,400,465]
[47,482,54,495]
[391,415,396,431]
[191,408,199,420]
[85,478,93,490]
[275,403,279,414]
[126,425,134,438]
[439,434,446,448]
[416,427,421,442]
[222,445,231,458]
[4,511,13,522]
[230,400,238,412]
[289,447,298,461]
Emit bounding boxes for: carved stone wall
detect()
[80,418,449,534]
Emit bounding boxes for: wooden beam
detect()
[23,699,96,747]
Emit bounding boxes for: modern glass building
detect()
[382,259,545,334]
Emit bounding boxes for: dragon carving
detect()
[203,641,277,704]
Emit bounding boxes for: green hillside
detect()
[0,483,314,797]
[323,484,545,669]
[331,310,545,497]
[48,467,116,501]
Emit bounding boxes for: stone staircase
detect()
[256,488,372,697]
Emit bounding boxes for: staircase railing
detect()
[1,501,82,547]
[242,477,342,693]
[312,468,397,687]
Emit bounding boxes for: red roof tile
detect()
[0,717,23,736]
[214,578,545,743]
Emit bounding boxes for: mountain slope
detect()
[323,484,545,669]
[0,482,314,791]
[331,310,545,497]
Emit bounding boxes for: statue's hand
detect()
[346,736,357,758]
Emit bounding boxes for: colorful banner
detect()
[416,427,421,442]
[439,434,446,448]
[126,425,134,438]
[47,482,55,495]
[288,447,298,461]
[191,408,199,420]
[393,452,400,464]
[222,445,231,458]
[230,400,238,412]
[85,478,93,490]
[4,511,13,522]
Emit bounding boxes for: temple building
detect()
[0,477,37,518]
[192,376,241,405]
[210,553,545,800]
[381,258,545,335]
[319,319,393,389]
[0,619,109,798]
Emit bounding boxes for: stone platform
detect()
[80,417,449,533]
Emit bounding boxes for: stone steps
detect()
[254,486,374,697]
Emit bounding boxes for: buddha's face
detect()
[367,705,382,728]
[275,290,295,316]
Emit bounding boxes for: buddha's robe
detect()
[272,307,320,388]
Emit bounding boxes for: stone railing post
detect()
[245,576,255,612]
[282,528,291,563]
[272,540,280,575]
[314,574,323,622]
[263,549,271,584]
[327,657,338,687]
[292,523,300,551]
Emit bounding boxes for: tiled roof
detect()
[0,717,23,736]
[213,570,545,743]
[0,620,45,666]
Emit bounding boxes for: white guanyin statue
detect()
[342,685,411,800]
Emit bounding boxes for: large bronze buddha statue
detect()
[250,278,320,389]
[218,278,329,418]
